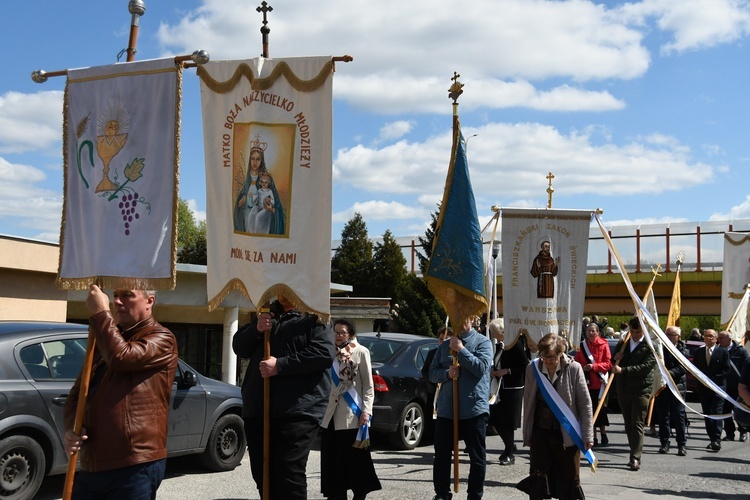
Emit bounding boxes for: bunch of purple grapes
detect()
[119,192,140,236]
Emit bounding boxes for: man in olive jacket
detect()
[613,316,655,471]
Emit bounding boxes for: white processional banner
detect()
[501,208,592,347]
[58,58,181,290]
[199,57,333,319]
[721,232,750,336]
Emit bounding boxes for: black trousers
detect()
[320,423,381,499]
[698,389,724,443]
[528,426,584,500]
[245,415,319,500]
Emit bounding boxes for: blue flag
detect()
[426,117,487,327]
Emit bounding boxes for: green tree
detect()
[372,229,408,300]
[390,206,446,336]
[394,274,446,337]
[177,199,207,265]
[331,213,374,296]
[179,220,207,265]
[417,205,439,275]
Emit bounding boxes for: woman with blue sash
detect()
[518,333,594,500]
[320,319,381,500]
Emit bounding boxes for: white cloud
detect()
[185,198,206,223]
[710,194,750,221]
[0,91,63,154]
[335,121,716,202]
[374,121,415,144]
[158,0,649,113]
[616,0,750,54]
[0,157,61,240]
[333,200,423,223]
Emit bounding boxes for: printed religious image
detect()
[530,238,559,299]
[232,122,294,237]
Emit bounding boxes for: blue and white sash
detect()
[331,358,371,448]
[532,359,597,471]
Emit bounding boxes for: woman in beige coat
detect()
[320,319,381,500]
[519,333,593,500]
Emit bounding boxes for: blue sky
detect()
[2,0,750,257]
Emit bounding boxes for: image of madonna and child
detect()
[233,144,285,235]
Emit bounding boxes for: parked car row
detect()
[356,332,439,450]
[0,321,247,500]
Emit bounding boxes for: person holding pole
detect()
[63,286,178,499]
[429,315,492,500]
[232,295,335,500]
[612,316,656,471]
[574,322,612,447]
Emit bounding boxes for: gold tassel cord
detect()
[197,60,334,94]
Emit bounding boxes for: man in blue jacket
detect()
[429,315,493,500]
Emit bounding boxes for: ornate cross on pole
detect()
[257,1,273,58]
[546,171,555,208]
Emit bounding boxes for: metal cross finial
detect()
[257,2,273,57]
[448,71,464,104]
[546,171,555,208]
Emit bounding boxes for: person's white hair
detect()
[488,318,504,336]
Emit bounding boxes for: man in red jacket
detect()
[64,285,178,499]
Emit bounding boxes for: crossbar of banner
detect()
[30,51,212,83]
[32,53,352,82]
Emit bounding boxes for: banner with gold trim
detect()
[721,232,750,338]
[199,56,333,319]
[57,58,181,290]
[501,208,592,347]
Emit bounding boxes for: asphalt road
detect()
[37,403,749,499]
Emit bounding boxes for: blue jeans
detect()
[72,459,166,500]
[433,413,487,500]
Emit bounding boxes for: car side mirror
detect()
[183,370,198,387]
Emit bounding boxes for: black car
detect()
[356,332,438,450]
[0,321,247,500]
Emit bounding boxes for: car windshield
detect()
[357,338,404,363]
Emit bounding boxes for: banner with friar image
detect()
[501,208,592,347]
[58,58,181,290]
[199,56,333,319]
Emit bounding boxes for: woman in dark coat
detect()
[488,318,530,465]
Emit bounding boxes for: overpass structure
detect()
[389,218,750,317]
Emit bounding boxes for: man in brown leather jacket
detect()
[64,285,178,499]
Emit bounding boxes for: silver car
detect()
[0,321,246,500]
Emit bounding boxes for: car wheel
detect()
[389,401,425,450]
[199,413,246,472]
[0,435,46,500]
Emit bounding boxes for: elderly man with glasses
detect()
[655,326,690,456]
[612,316,656,471]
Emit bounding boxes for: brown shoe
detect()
[629,459,640,471]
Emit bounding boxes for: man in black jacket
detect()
[693,329,730,451]
[233,295,335,499]
[718,330,749,441]
[655,326,690,456]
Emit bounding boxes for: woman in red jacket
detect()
[574,322,612,446]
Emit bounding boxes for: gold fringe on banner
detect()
[197,59,334,94]
[56,61,182,292]
[208,280,329,324]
